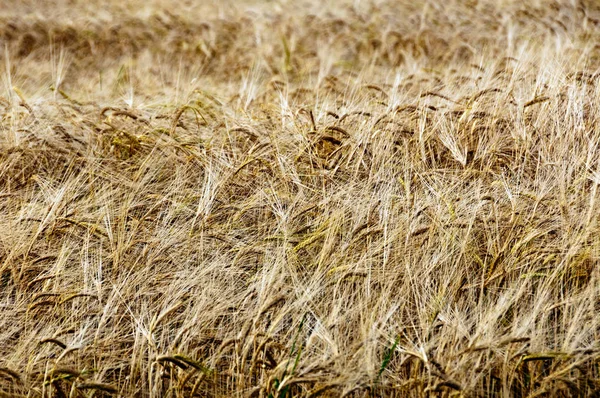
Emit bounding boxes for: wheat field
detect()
[0,0,599,396]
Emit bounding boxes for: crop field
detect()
[1,0,600,396]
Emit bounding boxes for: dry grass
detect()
[1,0,600,396]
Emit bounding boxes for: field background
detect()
[1,0,600,396]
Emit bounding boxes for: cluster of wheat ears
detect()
[0,0,599,396]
